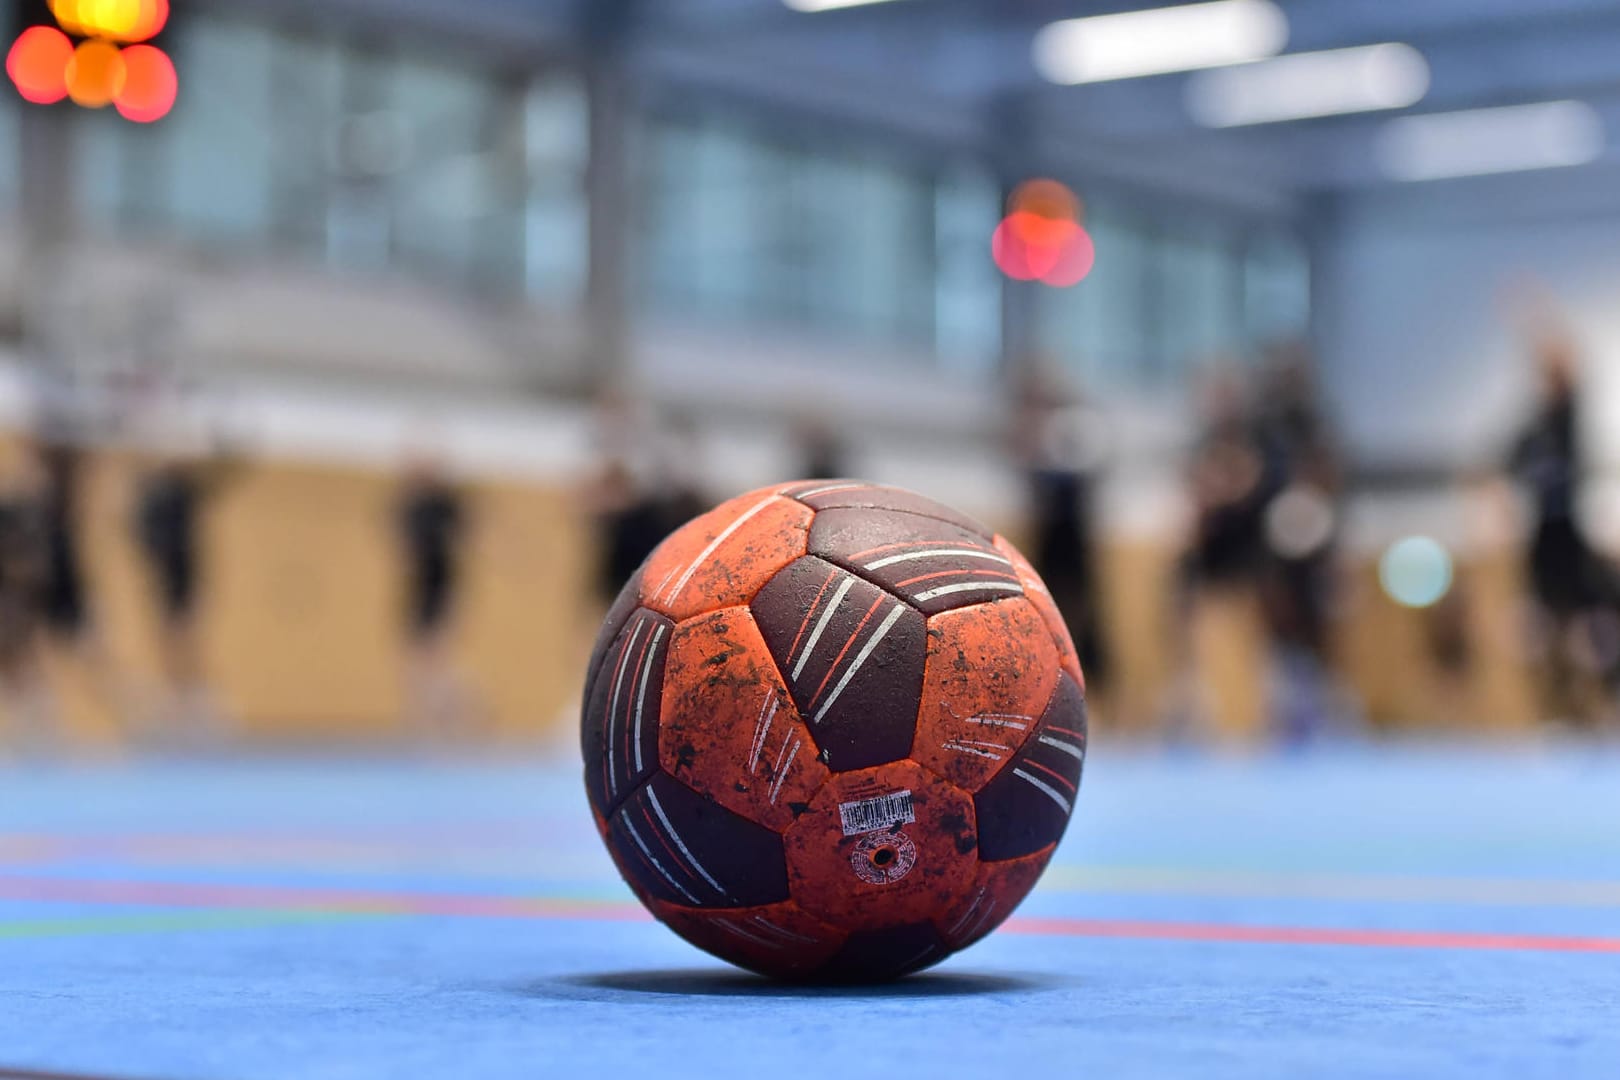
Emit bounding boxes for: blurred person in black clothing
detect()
[1252,348,1356,742]
[1163,365,1280,741]
[1508,327,1620,724]
[0,454,50,751]
[1013,367,1112,699]
[794,413,851,483]
[583,394,712,607]
[33,426,129,740]
[397,452,480,741]
[132,439,239,740]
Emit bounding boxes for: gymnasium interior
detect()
[1,1,1617,1077]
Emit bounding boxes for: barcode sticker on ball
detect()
[839,790,915,836]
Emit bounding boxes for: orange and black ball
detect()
[582,481,1087,982]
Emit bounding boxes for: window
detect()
[1157,226,1242,373]
[68,12,584,299]
[1037,195,1306,388]
[1245,230,1311,346]
[639,110,993,363]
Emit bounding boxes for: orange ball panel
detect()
[638,489,813,622]
[935,844,1055,950]
[658,606,828,833]
[911,596,1059,793]
[782,761,977,933]
[994,534,1084,689]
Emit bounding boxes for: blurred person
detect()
[0,451,52,752]
[581,393,710,607]
[396,451,481,742]
[1164,364,1278,743]
[1012,365,1112,700]
[1253,348,1358,743]
[1507,325,1620,725]
[659,411,711,530]
[793,413,851,482]
[131,436,240,742]
[33,424,131,741]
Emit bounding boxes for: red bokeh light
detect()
[993,178,1095,288]
[115,43,175,122]
[992,212,1095,288]
[7,26,74,105]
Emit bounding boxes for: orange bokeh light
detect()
[7,26,74,105]
[52,0,169,44]
[1008,178,1083,226]
[114,43,175,122]
[65,38,126,108]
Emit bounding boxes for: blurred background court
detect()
[1,1,1618,1078]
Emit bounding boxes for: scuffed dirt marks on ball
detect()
[814,922,951,982]
[780,480,995,539]
[935,845,1054,951]
[585,567,645,695]
[650,898,845,980]
[811,507,1025,615]
[608,773,790,908]
[975,673,1088,861]
[581,608,674,819]
[639,488,813,622]
[912,596,1060,793]
[751,556,926,772]
[659,606,828,832]
[782,762,977,934]
[993,534,1084,689]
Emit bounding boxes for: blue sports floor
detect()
[1,742,1617,1080]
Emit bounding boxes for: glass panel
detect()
[1245,230,1311,345]
[640,112,963,359]
[165,18,277,241]
[524,75,587,303]
[1039,203,1154,386]
[933,166,1000,373]
[1157,226,1242,375]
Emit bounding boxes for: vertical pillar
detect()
[17,102,78,368]
[582,0,638,388]
[987,91,1042,390]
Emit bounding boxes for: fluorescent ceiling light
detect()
[1377,101,1606,181]
[1034,0,1287,86]
[1188,43,1429,127]
[783,0,906,11]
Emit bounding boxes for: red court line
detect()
[4,873,1620,954]
[0,875,647,922]
[1001,916,1620,954]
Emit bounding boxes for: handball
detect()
[582,481,1087,981]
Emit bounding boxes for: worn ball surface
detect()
[581,480,1088,981]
